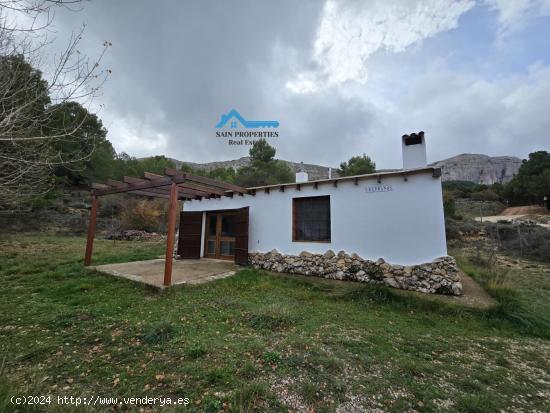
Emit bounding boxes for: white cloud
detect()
[388,64,550,163]
[286,0,474,93]
[104,113,169,158]
[485,0,550,34]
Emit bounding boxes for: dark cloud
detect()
[49,0,550,169]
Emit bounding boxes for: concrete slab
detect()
[88,258,239,289]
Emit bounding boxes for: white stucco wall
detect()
[182,172,447,265]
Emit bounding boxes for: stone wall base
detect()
[249,250,462,296]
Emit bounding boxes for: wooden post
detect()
[164,182,179,286]
[84,194,99,266]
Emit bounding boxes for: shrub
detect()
[443,192,456,218]
[445,218,478,240]
[119,198,168,232]
[472,188,500,202]
[485,222,550,263]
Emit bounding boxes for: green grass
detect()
[0,235,549,412]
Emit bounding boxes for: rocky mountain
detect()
[165,153,522,184]
[429,154,522,185]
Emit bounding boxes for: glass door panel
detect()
[204,212,237,260]
[221,214,237,237]
[205,213,218,258]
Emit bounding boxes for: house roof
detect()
[222,166,442,196]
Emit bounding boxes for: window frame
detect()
[292,195,331,243]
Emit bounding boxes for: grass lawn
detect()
[1,235,549,412]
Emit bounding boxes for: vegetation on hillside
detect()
[442,151,550,213]
[180,139,294,187]
[502,151,550,206]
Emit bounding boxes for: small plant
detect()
[485,274,519,309]
[262,351,281,365]
[300,382,320,404]
[187,342,207,359]
[238,360,258,379]
[232,383,269,413]
[205,368,231,385]
[140,321,176,344]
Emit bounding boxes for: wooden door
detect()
[234,207,249,265]
[204,211,239,260]
[178,211,203,259]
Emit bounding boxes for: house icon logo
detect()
[216,109,279,129]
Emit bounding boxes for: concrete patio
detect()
[88,258,239,288]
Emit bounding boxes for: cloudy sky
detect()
[49,0,550,168]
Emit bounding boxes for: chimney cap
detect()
[402,131,424,139]
[402,131,425,146]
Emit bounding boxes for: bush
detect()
[485,222,550,263]
[445,218,478,241]
[472,189,500,202]
[119,198,168,232]
[443,193,456,218]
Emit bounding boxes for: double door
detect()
[204,211,238,260]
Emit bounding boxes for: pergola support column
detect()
[164,183,179,286]
[84,194,99,266]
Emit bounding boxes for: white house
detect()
[177,132,461,295]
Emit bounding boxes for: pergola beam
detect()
[93,176,185,196]
[85,169,240,286]
[164,168,247,193]
[164,183,179,286]
[84,195,98,266]
[124,176,196,199]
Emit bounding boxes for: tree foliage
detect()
[443,192,456,218]
[503,151,550,206]
[47,101,112,185]
[234,139,293,187]
[337,154,376,177]
[191,166,237,184]
[0,1,110,208]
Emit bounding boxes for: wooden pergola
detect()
[84,167,247,286]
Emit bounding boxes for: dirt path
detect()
[501,205,550,215]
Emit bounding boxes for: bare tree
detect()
[0,0,110,209]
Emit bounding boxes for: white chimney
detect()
[328,167,332,179]
[402,131,427,170]
[296,162,308,183]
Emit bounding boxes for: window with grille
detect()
[292,196,331,242]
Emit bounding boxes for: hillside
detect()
[169,156,340,181]
[166,153,522,184]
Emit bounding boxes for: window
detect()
[293,196,331,242]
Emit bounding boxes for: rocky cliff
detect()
[166,153,522,184]
[429,154,522,184]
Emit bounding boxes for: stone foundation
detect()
[249,250,462,296]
